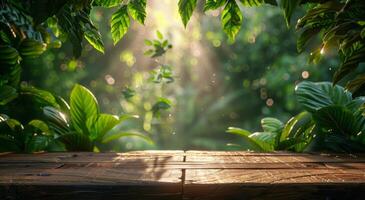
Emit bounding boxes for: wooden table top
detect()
[1,151,364,200]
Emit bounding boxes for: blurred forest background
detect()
[21,1,338,151]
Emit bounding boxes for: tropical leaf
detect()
[261,117,283,133]
[295,81,352,112]
[128,0,147,24]
[313,105,362,136]
[102,132,154,144]
[111,5,130,45]
[221,0,243,41]
[0,45,20,65]
[178,0,198,27]
[70,84,99,135]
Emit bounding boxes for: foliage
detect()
[228,81,365,153]
[43,84,152,151]
[0,114,54,153]
[290,0,365,95]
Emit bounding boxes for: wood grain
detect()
[1,151,365,199]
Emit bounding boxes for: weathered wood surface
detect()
[0,151,364,200]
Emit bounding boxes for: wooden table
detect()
[0,151,364,199]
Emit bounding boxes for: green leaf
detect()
[239,0,264,7]
[111,5,130,45]
[297,28,320,53]
[279,0,300,27]
[28,120,49,133]
[43,106,70,135]
[221,0,243,41]
[86,114,119,141]
[82,20,105,53]
[93,0,123,8]
[0,45,20,65]
[226,127,268,151]
[0,85,18,105]
[156,30,163,40]
[128,0,147,24]
[20,85,59,108]
[102,132,154,144]
[70,84,99,135]
[295,81,352,112]
[313,105,362,136]
[19,39,47,58]
[152,97,172,115]
[261,117,283,133]
[58,132,94,151]
[280,111,312,142]
[249,131,276,151]
[178,0,198,27]
[204,0,226,12]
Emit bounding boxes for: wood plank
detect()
[0,151,184,200]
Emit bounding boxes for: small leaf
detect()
[152,97,172,115]
[128,0,147,24]
[83,20,105,53]
[111,5,130,45]
[221,0,243,41]
[178,0,198,27]
[156,30,163,40]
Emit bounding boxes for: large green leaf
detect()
[128,0,147,24]
[313,105,362,136]
[111,5,130,45]
[20,85,59,108]
[86,114,120,141]
[102,132,154,144]
[178,0,198,27]
[70,84,99,135]
[295,81,352,112]
[221,0,243,41]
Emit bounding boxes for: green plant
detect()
[228,81,365,152]
[283,0,365,94]
[44,84,153,151]
[0,115,54,153]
